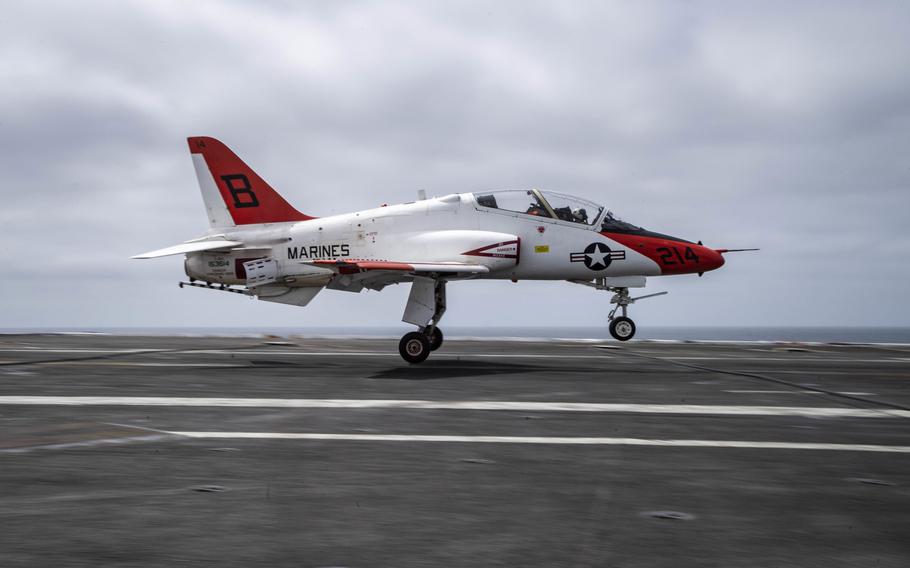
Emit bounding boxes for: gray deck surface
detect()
[1,334,908,567]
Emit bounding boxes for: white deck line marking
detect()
[51,362,248,368]
[0,434,171,454]
[0,396,906,418]
[167,432,910,453]
[724,390,877,396]
[0,348,162,354]
[663,356,907,363]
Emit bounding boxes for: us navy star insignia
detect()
[570,242,625,270]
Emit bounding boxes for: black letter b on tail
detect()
[221,174,259,208]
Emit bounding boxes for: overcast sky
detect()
[1,0,908,330]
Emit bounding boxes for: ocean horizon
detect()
[3,326,910,344]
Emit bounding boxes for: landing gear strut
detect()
[606,287,668,342]
[398,277,446,363]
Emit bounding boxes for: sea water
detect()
[4,326,910,344]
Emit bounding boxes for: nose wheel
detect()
[608,316,636,341]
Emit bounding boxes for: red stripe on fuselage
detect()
[601,232,724,275]
[311,259,415,272]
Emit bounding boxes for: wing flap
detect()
[310,259,489,275]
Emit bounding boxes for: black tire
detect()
[399,332,431,364]
[609,317,636,341]
[427,327,444,351]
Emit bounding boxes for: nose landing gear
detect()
[606,287,668,342]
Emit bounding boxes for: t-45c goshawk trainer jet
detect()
[134,137,753,363]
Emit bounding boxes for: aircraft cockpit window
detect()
[475,194,498,208]
[473,191,552,218]
[600,211,642,233]
[538,191,603,225]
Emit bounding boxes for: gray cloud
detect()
[1,0,908,329]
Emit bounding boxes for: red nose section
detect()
[601,232,724,275]
[701,247,725,271]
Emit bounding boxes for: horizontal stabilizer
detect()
[132,239,242,259]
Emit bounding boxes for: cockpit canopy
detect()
[473,189,604,226]
[472,189,644,233]
[599,210,642,233]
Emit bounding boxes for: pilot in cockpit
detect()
[526,202,548,216]
[572,207,588,223]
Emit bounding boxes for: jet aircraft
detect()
[134,137,751,363]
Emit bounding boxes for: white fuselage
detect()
[186,193,661,286]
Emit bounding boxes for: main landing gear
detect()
[607,287,668,341]
[398,277,446,364]
[398,327,444,364]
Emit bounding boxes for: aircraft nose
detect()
[700,246,725,272]
[597,230,725,275]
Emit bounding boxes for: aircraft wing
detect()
[132,239,243,259]
[310,259,490,275]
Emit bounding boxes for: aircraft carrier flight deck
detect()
[1,334,908,567]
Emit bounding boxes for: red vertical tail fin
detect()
[188,136,314,226]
